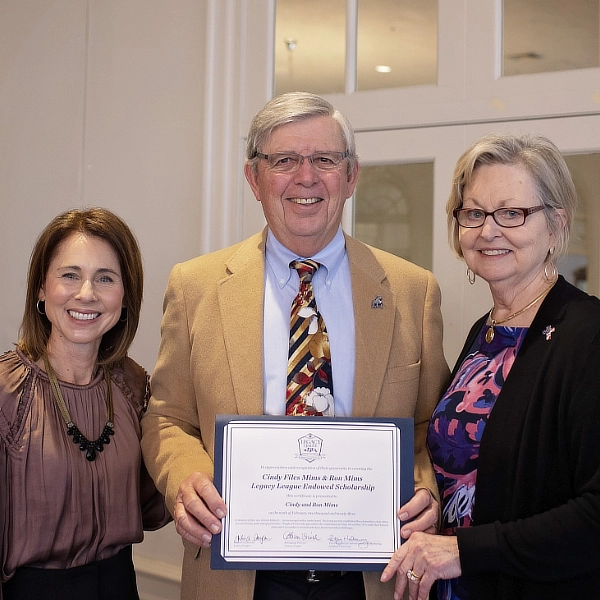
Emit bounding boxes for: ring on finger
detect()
[406,569,422,583]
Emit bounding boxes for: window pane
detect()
[503,0,600,76]
[560,154,600,297]
[274,0,346,95]
[354,163,433,270]
[357,0,438,91]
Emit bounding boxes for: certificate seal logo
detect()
[297,433,323,463]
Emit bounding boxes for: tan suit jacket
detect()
[141,230,449,600]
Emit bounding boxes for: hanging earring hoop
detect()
[119,307,128,323]
[36,300,46,315]
[544,262,558,282]
[466,267,475,285]
[545,246,557,282]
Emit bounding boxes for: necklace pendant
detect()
[485,326,495,344]
[44,354,115,463]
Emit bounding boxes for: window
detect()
[274,0,438,94]
[503,0,599,76]
[354,162,434,269]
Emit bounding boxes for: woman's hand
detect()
[380,533,461,600]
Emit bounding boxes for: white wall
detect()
[0,0,216,360]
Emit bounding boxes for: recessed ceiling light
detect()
[375,65,392,73]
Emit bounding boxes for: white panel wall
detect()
[0,1,87,347]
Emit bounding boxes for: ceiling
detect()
[274,0,599,94]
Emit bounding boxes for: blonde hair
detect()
[447,133,576,260]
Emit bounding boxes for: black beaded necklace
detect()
[43,354,115,461]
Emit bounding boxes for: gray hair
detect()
[447,132,576,260]
[245,92,357,175]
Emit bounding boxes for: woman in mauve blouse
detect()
[0,208,170,600]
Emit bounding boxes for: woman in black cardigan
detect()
[381,133,600,599]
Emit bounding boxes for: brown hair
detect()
[447,132,575,260]
[18,207,144,367]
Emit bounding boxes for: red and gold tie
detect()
[285,260,334,416]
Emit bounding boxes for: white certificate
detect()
[211,416,414,571]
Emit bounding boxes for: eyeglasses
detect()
[453,205,546,228]
[256,151,348,173]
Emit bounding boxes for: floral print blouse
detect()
[427,324,528,600]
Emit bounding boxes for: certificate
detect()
[211,415,414,571]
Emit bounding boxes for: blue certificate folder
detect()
[211,415,414,571]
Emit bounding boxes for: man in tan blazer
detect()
[141,92,449,600]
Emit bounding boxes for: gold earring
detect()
[466,267,475,285]
[544,262,558,282]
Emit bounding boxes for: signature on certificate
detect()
[283,531,322,541]
[234,533,272,545]
[328,535,370,548]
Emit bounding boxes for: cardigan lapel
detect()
[217,231,266,416]
[482,277,570,428]
[345,236,396,417]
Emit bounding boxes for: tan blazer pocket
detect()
[386,361,420,383]
[378,362,421,413]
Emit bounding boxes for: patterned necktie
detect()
[286,260,334,416]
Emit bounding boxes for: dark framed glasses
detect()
[453,205,546,228]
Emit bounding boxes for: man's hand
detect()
[398,488,439,539]
[173,472,227,547]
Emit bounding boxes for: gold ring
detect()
[406,569,422,582]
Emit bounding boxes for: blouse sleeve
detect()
[0,352,33,593]
[119,358,172,530]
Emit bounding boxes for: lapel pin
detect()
[542,325,555,341]
[371,296,383,309]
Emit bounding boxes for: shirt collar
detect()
[265,227,347,288]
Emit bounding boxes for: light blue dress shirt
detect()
[263,227,356,417]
